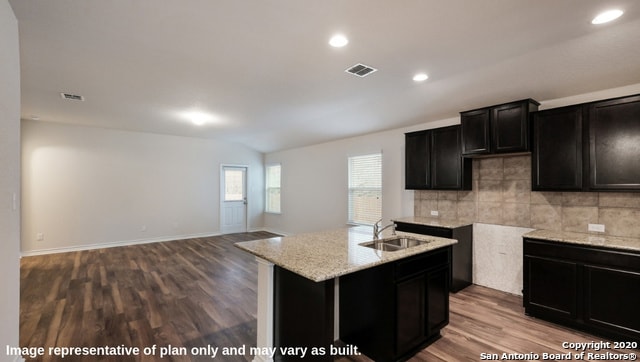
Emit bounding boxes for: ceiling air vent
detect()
[345,63,378,77]
[60,93,85,101]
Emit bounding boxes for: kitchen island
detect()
[235,226,457,362]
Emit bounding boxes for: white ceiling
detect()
[10,0,640,153]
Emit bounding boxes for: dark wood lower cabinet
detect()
[523,238,640,343]
[584,265,640,337]
[394,222,472,292]
[396,273,426,353]
[524,255,578,320]
[340,247,451,362]
[425,265,449,336]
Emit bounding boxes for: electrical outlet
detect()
[36,233,44,241]
[430,210,439,217]
[588,223,605,233]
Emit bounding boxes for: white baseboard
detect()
[20,228,291,257]
[258,227,289,237]
[21,232,222,257]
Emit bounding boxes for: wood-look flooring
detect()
[21,233,637,361]
[20,232,277,362]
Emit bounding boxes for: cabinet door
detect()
[524,255,578,320]
[584,265,640,340]
[431,125,471,190]
[396,274,425,354]
[492,101,531,153]
[425,265,449,337]
[461,108,491,155]
[589,95,640,190]
[405,131,430,189]
[531,106,584,191]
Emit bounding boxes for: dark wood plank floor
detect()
[21,232,637,361]
[20,232,278,362]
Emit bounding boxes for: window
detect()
[348,153,382,225]
[224,168,245,201]
[265,164,281,213]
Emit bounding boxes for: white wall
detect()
[0,0,21,360]
[21,121,264,254]
[264,117,459,235]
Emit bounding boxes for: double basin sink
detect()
[359,236,431,252]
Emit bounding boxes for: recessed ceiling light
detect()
[413,73,429,82]
[329,34,348,48]
[592,9,623,24]
[181,110,215,126]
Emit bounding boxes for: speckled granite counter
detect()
[235,226,457,282]
[524,229,640,253]
[392,216,472,229]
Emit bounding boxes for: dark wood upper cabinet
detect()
[460,108,490,155]
[405,125,471,190]
[492,101,539,153]
[588,94,640,191]
[530,93,640,192]
[431,126,470,190]
[461,99,539,156]
[405,130,430,189]
[531,105,584,191]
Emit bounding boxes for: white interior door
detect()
[220,165,247,234]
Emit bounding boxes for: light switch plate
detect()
[588,223,605,233]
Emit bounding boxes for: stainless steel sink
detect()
[382,237,428,248]
[359,237,430,252]
[359,241,404,251]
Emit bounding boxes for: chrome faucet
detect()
[373,218,396,239]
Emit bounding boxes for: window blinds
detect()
[348,153,382,225]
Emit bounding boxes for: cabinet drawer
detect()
[524,238,640,272]
[396,248,450,280]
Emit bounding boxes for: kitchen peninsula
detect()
[235,226,458,362]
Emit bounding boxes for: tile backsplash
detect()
[414,155,640,238]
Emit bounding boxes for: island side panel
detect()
[339,262,396,362]
[254,257,275,362]
[451,224,473,292]
[273,266,334,362]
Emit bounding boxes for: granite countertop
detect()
[524,229,640,253]
[234,226,457,282]
[392,216,472,229]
